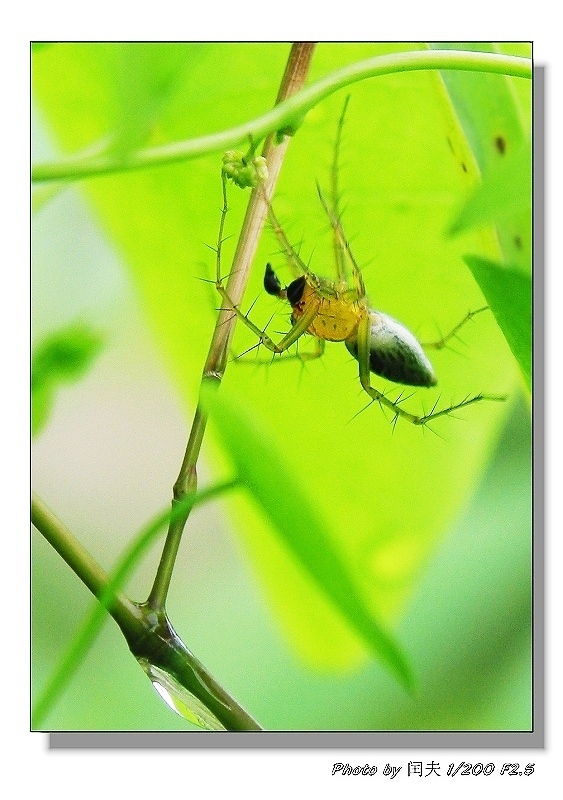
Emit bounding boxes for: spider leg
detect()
[214,174,319,356]
[297,336,325,362]
[232,336,325,366]
[329,95,351,283]
[422,307,489,350]
[265,198,309,279]
[316,182,366,299]
[355,314,505,426]
[216,269,320,355]
[356,314,422,424]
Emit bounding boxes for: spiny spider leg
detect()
[422,307,489,350]
[232,336,326,366]
[355,314,505,426]
[215,173,323,361]
[215,173,231,285]
[330,95,351,283]
[216,273,319,356]
[214,183,319,358]
[315,182,366,299]
[265,198,309,279]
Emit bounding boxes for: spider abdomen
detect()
[346,310,437,387]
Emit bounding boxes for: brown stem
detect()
[147,43,316,611]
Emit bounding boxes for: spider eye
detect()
[286,276,307,306]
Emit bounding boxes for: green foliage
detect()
[32,43,532,728]
[32,481,237,729]
[32,322,104,436]
[448,140,532,239]
[432,41,531,273]
[31,48,531,184]
[202,382,414,688]
[431,43,531,392]
[464,257,532,390]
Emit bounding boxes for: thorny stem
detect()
[146,43,316,614]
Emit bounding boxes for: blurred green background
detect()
[32,42,531,731]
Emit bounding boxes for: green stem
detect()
[32,49,531,184]
[31,493,145,642]
[32,480,245,729]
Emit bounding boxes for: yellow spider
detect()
[216,105,503,427]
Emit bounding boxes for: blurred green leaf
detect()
[32,323,104,436]
[202,382,414,689]
[448,139,531,241]
[464,257,531,390]
[31,381,54,439]
[32,43,52,54]
[105,43,195,157]
[431,43,531,395]
[431,41,531,272]
[32,182,69,214]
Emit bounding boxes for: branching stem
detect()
[32,481,257,730]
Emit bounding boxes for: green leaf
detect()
[431,43,532,392]
[104,43,195,158]
[31,382,54,439]
[448,139,531,239]
[31,49,531,184]
[201,381,415,689]
[32,43,52,54]
[464,257,531,390]
[431,41,531,272]
[32,323,104,436]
